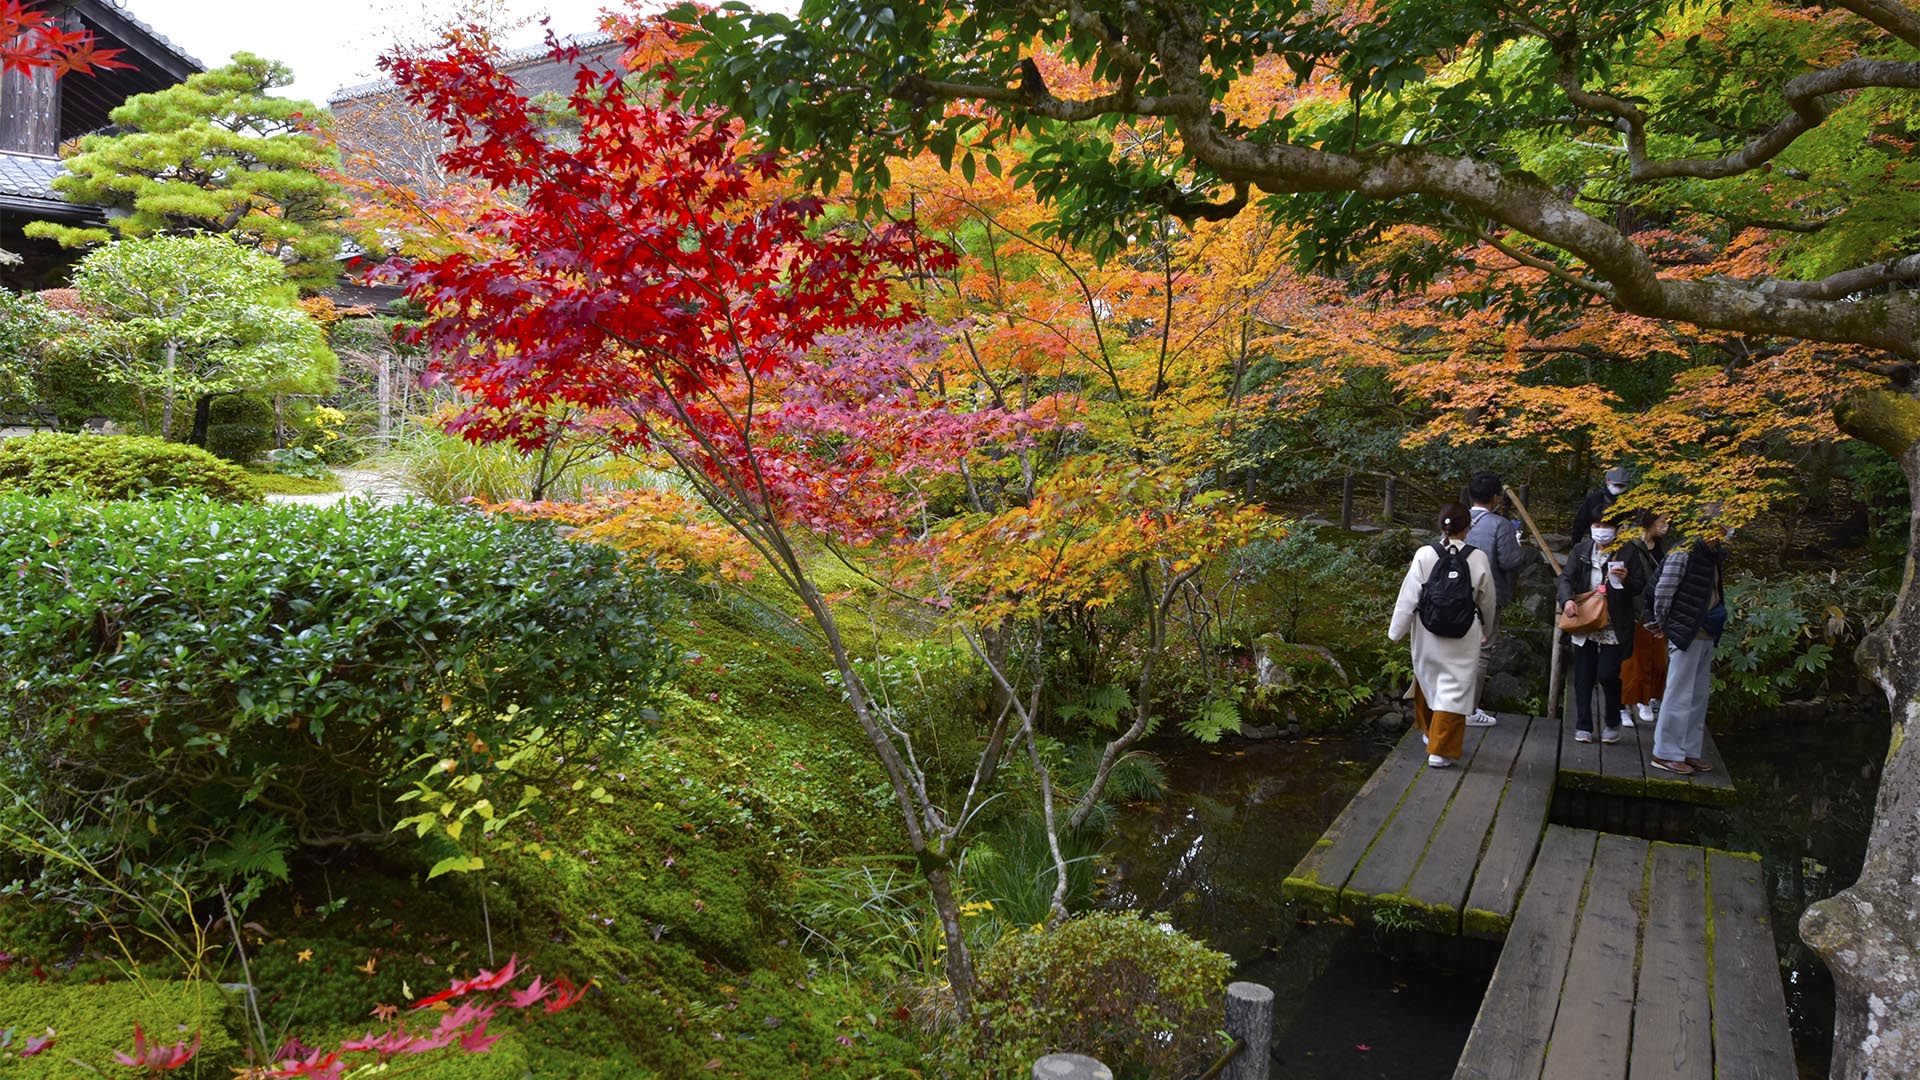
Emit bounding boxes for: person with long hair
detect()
[1558,514,1649,743]
[1389,503,1498,768]
[1618,509,1673,727]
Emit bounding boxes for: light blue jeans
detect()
[1652,635,1715,761]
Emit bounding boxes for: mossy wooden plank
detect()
[1463,715,1559,940]
[1629,844,1710,1080]
[1559,706,1604,790]
[1599,718,1647,799]
[1283,727,1426,901]
[1403,717,1529,934]
[1454,826,1598,1080]
[1707,850,1796,1080]
[1540,833,1651,1080]
[1344,725,1490,905]
[1689,729,1737,804]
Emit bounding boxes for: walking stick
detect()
[1504,486,1567,722]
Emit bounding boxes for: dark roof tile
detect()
[0,153,64,202]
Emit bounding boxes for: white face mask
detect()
[1591,527,1618,546]
[1606,483,1628,496]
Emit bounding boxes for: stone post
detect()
[1383,475,1397,522]
[1340,472,1355,528]
[1223,981,1273,1080]
[1031,1053,1112,1080]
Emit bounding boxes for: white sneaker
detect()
[1427,755,1455,768]
[1465,709,1498,726]
[1421,734,1429,747]
[1636,702,1657,725]
[1619,708,1635,729]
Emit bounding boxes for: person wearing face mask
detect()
[1557,515,1648,743]
[1572,466,1633,538]
[1649,506,1734,775]
[1617,509,1674,727]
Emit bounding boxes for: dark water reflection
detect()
[1098,735,1488,1079]
[1696,708,1888,1077]
[1100,708,1889,1080]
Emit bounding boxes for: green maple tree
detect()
[69,234,335,446]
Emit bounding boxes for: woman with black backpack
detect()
[1389,503,1498,769]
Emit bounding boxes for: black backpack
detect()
[1417,542,1479,638]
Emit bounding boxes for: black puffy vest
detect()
[1662,541,1724,645]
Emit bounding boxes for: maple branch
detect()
[1826,0,1920,48]
[1743,252,1920,301]
[1479,232,1616,299]
[1555,40,1920,182]
[892,73,1203,120]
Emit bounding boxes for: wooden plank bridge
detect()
[1283,712,1797,1079]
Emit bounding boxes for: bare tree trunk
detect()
[160,340,178,439]
[377,350,393,440]
[1802,388,1920,1079]
[923,864,975,1019]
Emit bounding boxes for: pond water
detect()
[1098,707,1888,1079]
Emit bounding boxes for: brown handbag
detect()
[1557,587,1610,635]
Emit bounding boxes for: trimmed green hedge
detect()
[0,496,677,913]
[0,433,257,502]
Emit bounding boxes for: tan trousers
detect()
[1413,683,1465,760]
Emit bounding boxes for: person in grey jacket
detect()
[1464,471,1525,725]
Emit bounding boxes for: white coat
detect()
[1388,539,1499,715]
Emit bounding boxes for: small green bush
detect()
[956,913,1233,1079]
[0,980,240,1076]
[0,433,257,502]
[204,394,276,465]
[0,496,677,914]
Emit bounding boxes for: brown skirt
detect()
[1620,622,1669,706]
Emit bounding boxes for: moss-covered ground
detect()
[0,587,926,1077]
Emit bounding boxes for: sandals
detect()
[1650,757,1695,775]
[1685,757,1714,773]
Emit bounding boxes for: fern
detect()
[1181,698,1241,744]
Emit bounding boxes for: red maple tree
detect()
[380,25,1034,1010]
[0,1,126,77]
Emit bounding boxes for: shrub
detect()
[0,433,257,502]
[0,496,677,915]
[203,393,275,465]
[955,913,1232,1078]
[1717,567,1895,711]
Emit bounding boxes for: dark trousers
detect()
[1572,638,1624,734]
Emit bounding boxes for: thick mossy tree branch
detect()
[1828,0,1920,48]
[887,15,1920,360]
[1836,387,1920,458]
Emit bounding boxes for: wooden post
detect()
[1032,1054,1112,1080]
[1505,485,1566,721]
[1223,982,1273,1080]
[1340,472,1355,529]
[1383,475,1397,522]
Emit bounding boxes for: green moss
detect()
[247,470,343,495]
[0,980,241,1076]
[1281,875,1342,916]
[1462,907,1512,940]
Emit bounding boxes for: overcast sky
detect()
[117,0,651,104]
